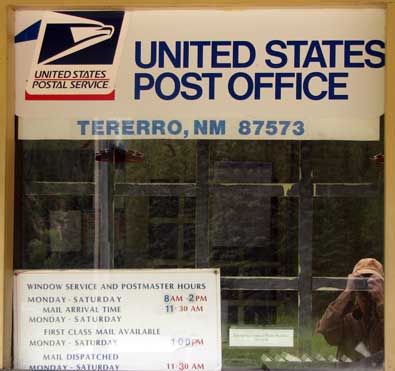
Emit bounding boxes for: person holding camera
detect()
[316,258,384,361]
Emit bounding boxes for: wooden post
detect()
[0,4,14,368]
[385,4,395,371]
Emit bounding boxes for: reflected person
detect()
[316,258,384,361]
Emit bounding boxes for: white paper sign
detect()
[229,328,294,348]
[14,269,222,371]
[15,9,385,140]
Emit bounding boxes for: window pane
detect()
[16,194,94,269]
[313,197,384,276]
[210,197,298,276]
[20,141,94,182]
[114,196,195,269]
[114,140,196,183]
[15,136,385,370]
[211,141,299,183]
[222,290,298,368]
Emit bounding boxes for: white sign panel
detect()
[15,9,385,140]
[14,269,221,371]
[229,328,294,348]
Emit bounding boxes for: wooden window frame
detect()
[1,1,395,369]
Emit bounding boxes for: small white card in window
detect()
[229,328,294,347]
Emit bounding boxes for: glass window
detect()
[13,7,385,371]
[15,134,384,369]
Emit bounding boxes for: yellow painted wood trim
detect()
[0,1,393,369]
[386,4,395,371]
[0,4,14,370]
[1,0,391,8]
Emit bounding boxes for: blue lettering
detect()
[77,120,89,135]
[168,120,182,135]
[122,121,134,135]
[265,40,287,68]
[228,72,253,100]
[137,120,150,135]
[303,40,327,68]
[296,73,303,100]
[365,40,385,68]
[211,41,231,68]
[183,41,190,68]
[181,73,203,100]
[209,120,225,135]
[203,73,222,100]
[152,120,166,135]
[233,41,256,68]
[92,121,104,135]
[328,72,348,100]
[158,41,182,68]
[303,72,327,100]
[254,73,273,99]
[322,40,344,67]
[155,73,180,100]
[106,120,119,135]
[194,120,207,135]
[135,41,156,68]
[287,40,308,68]
[134,73,154,99]
[344,40,365,68]
[190,41,210,68]
[275,73,294,99]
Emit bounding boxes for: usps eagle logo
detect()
[20,11,126,100]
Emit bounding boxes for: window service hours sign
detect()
[14,269,221,371]
[15,9,384,140]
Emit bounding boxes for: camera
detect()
[353,273,372,291]
[354,278,369,290]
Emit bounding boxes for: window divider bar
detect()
[196,141,210,268]
[24,181,381,198]
[298,141,314,355]
[94,140,114,269]
[221,277,299,290]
